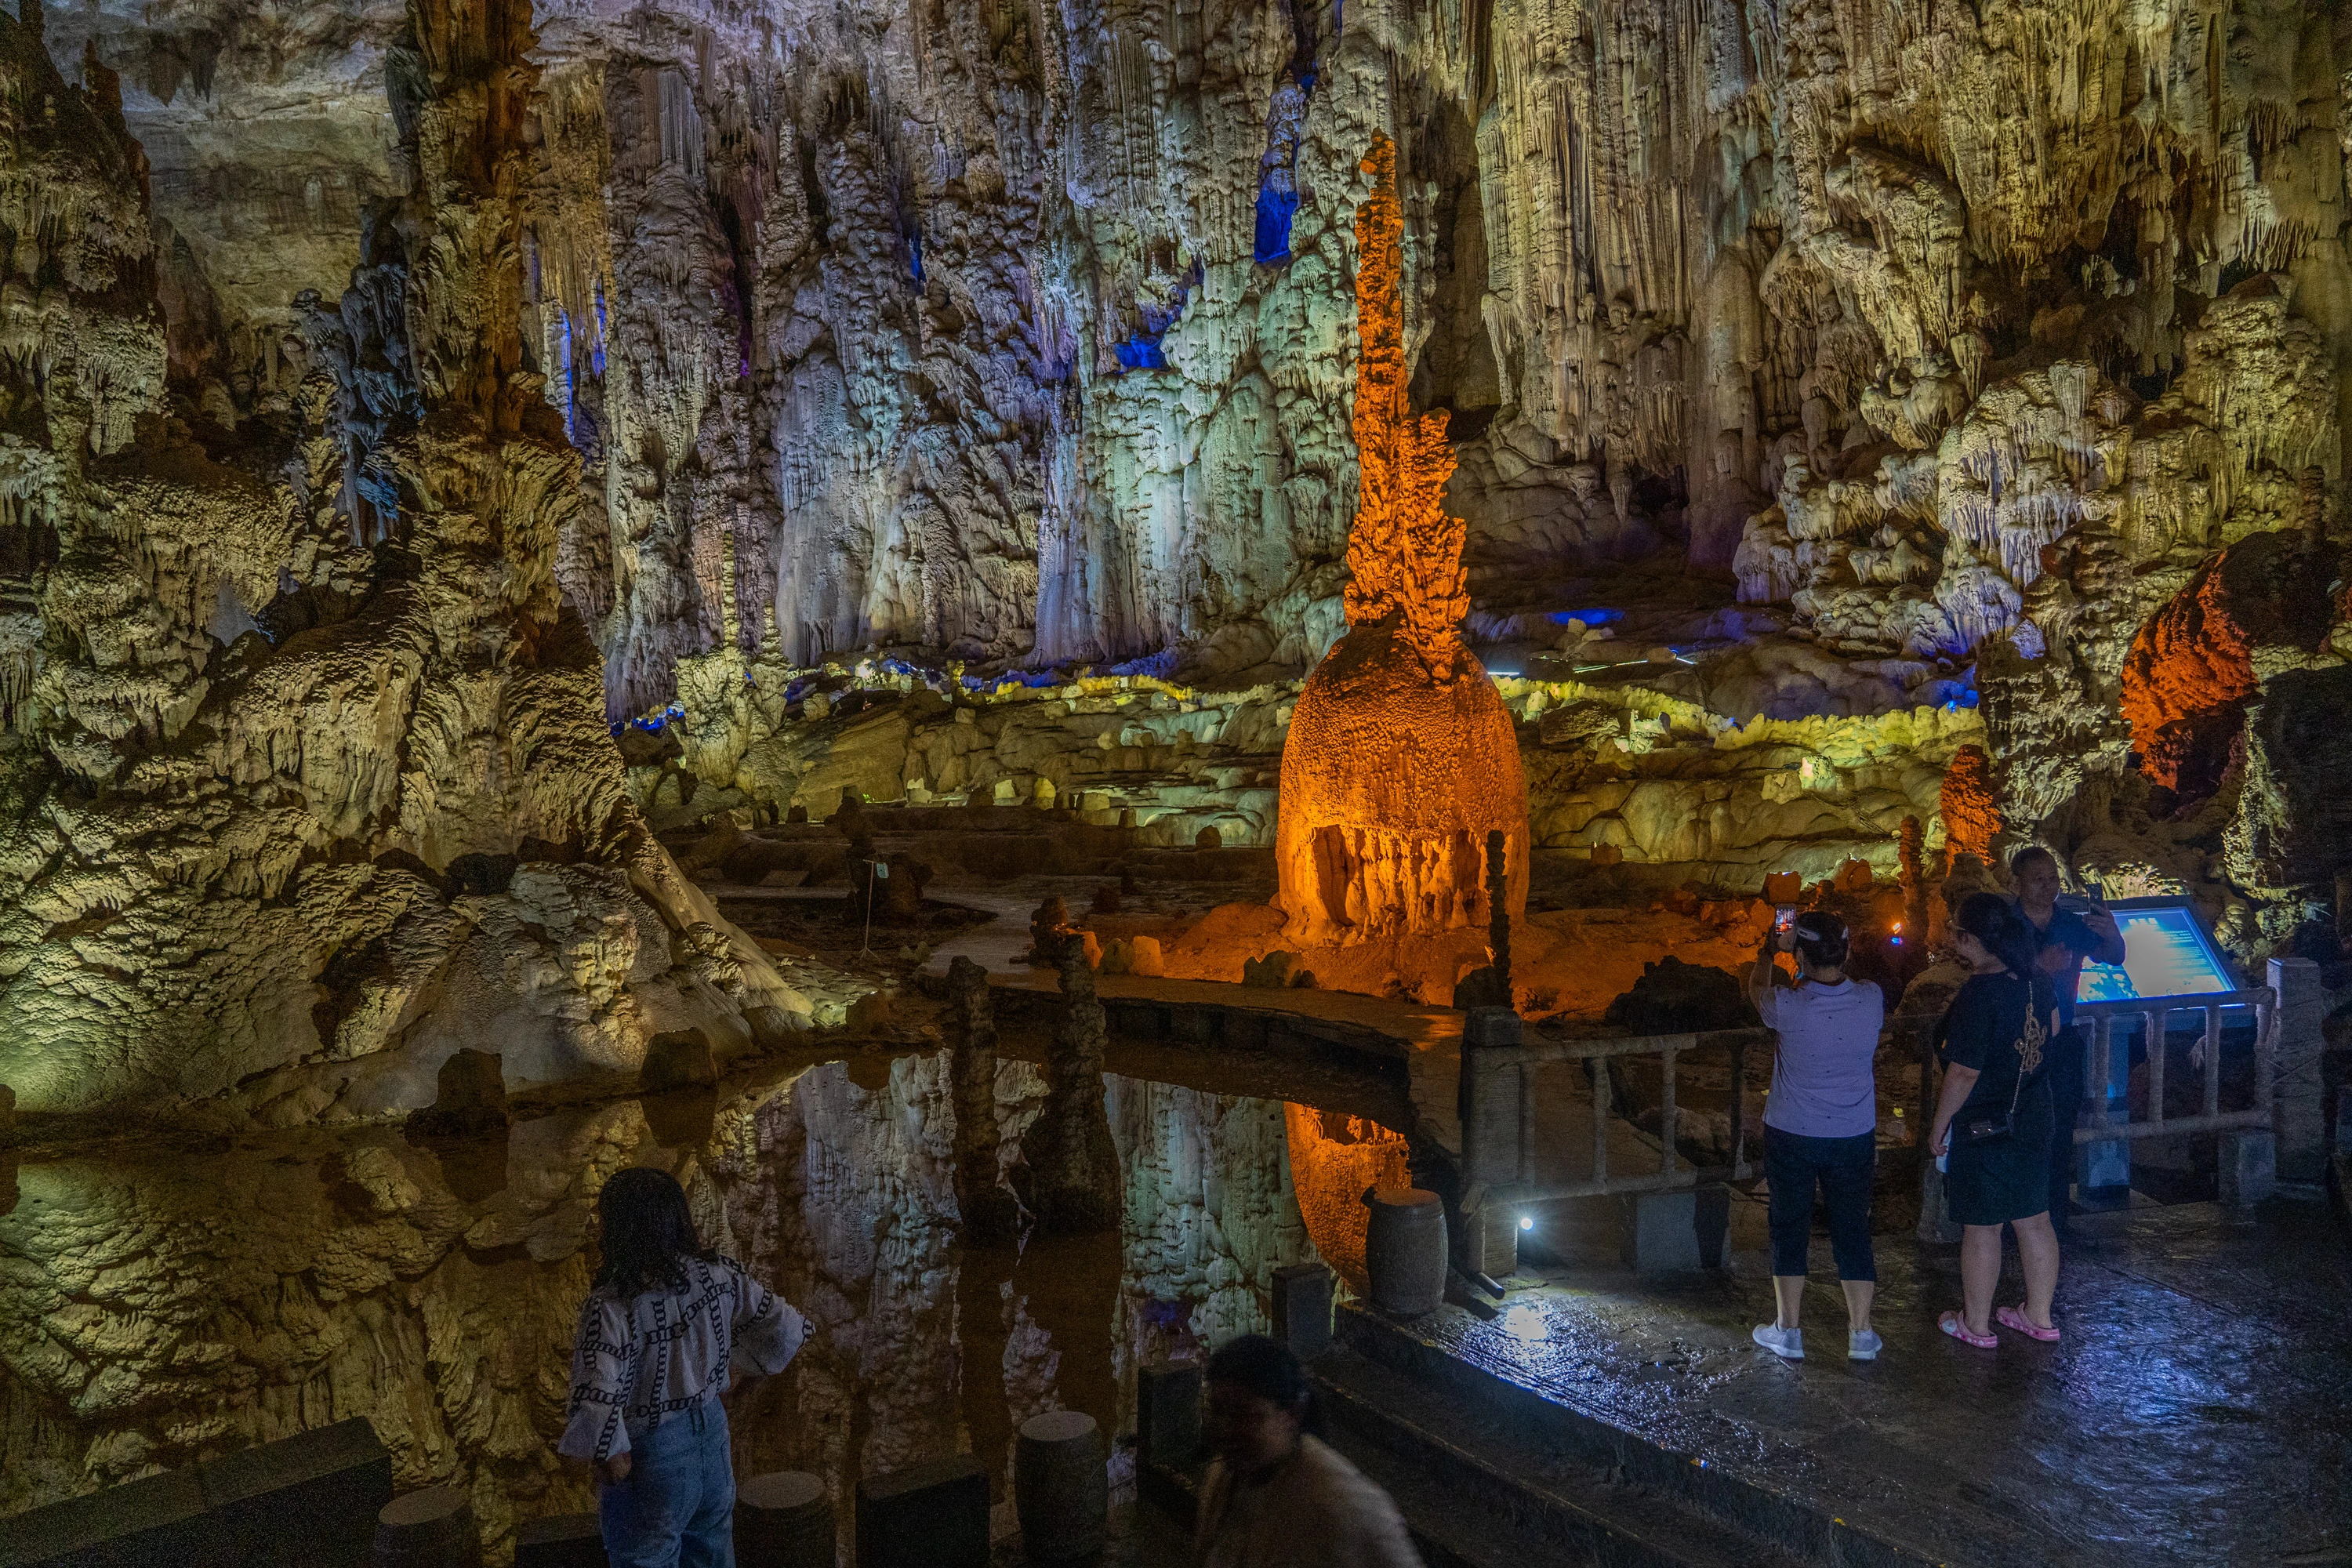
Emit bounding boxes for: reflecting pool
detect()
[0,1047,1410,1562]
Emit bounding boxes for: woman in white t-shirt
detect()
[1745,911,1886,1362]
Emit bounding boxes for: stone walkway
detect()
[1397,1197,2352,1568]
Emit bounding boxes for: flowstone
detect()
[0,3,811,1131]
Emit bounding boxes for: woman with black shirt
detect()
[1929,892,2066,1348]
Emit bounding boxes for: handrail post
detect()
[1592,1050,1610,1187]
[1658,1046,1679,1176]
[2091,1018,2114,1132]
[1459,1007,1523,1189]
[1459,1007,1525,1278]
[1730,1038,1749,1179]
[2267,960,2324,1187]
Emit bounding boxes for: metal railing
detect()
[2073,987,2276,1145]
[1904,985,2278,1238]
[1460,1022,1773,1204]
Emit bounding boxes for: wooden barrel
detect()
[737,1470,834,1567]
[371,1483,480,1568]
[1364,1188,1447,1316]
[1013,1410,1108,1563]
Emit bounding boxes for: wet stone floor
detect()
[1418,1193,2352,1568]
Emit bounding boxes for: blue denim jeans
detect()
[600,1396,735,1568]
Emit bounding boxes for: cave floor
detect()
[1379,1199,2352,1568]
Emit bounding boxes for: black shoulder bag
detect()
[1954,988,2051,1147]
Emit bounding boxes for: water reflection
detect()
[0,1054,1404,1562]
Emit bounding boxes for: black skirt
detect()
[1947,1077,2056,1226]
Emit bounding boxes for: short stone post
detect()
[1136,1361,1203,1471]
[1619,1188,1731,1275]
[1457,1007,1523,1276]
[2220,1128,2276,1207]
[371,1483,481,1568]
[1271,1261,1334,1359]
[511,1512,604,1568]
[735,1471,832,1568]
[2269,956,2327,1192]
[855,1454,988,1568]
[1014,1411,1108,1563]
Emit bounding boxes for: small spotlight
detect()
[1519,1214,1534,1231]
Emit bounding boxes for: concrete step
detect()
[1313,1344,1805,1568]
[1329,1306,1940,1568]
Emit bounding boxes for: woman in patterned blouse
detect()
[561,1167,806,1567]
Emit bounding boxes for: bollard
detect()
[511,1512,604,1568]
[1137,1360,1203,1469]
[855,1454,988,1568]
[1271,1262,1334,1359]
[1363,1189,1446,1316]
[2270,956,2328,1190]
[735,1471,833,1568]
[2220,1129,2277,1207]
[372,1483,480,1568]
[1014,1411,1109,1563]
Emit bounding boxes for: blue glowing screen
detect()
[2076,904,2235,1004]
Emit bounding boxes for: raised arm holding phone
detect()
[1747,912,1886,1362]
[2008,848,2126,1227]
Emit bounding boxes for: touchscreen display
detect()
[2076,904,2236,1004]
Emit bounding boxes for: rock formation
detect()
[946,955,1019,1242]
[1274,133,1530,958]
[1018,941,1123,1235]
[0,3,807,1133]
[3,0,2348,1088]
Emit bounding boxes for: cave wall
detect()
[0,2,811,1131]
[13,0,2352,1010]
[71,0,2349,711]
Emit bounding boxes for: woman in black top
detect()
[1929,893,2065,1348]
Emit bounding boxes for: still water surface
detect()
[0,1046,1409,1561]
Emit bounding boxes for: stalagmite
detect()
[1275,134,1530,951]
[947,956,1018,1243]
[1017,940,1123,1236]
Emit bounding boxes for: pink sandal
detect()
[1939,1310,1998,1348]
[1995,1305,2060,1342]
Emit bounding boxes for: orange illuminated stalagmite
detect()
[1937,743,2002,863]
[1276,134,1530,950]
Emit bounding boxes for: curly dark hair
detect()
[593,1167,716,1298]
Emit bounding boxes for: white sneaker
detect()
[1751,1323,1804,1359]
[1849,1329,1884,1361]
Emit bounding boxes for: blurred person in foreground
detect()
[1195,1334,1422,1568]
